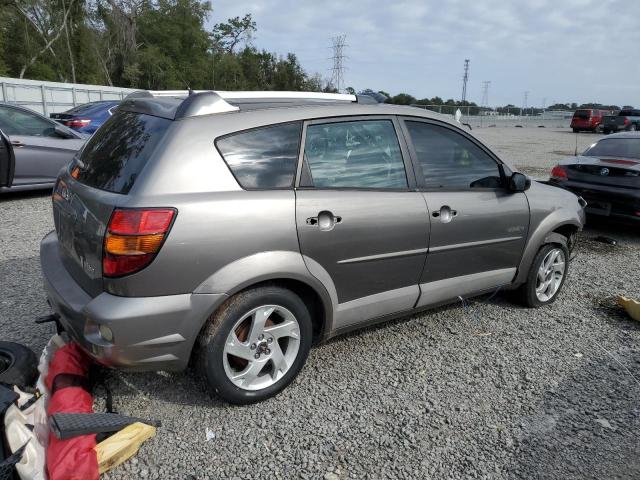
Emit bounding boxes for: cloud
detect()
[208,0,640,106]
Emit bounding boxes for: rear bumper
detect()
[549,180,640,222]
[40,231,226,371]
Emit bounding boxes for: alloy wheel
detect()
[535,248,566,302]
[223,305,301,391]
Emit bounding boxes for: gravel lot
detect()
[1,127,638,479]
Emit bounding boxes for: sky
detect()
[207,0,640,108]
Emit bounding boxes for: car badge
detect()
[600,168,609,176]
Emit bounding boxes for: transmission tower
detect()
[330,34,347,93]
[521,91,529,115]
[480,81,491,108]
[461,59,470,103]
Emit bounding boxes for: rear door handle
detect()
[432,205,457,223]
[306,210,342,231]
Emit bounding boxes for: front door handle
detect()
[10,140,24,148]
[306,210,342,231]
[432,205,457,223]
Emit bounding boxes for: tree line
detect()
[0,0,328,91]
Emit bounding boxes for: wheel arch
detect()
[514,219,581,286]
[192,251,334,345]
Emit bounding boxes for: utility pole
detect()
[330,34,347,93]
[461,59,470,103]
[521,91,529,116]
[480,80,491,109]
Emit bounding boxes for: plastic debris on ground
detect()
[618,295,640,321]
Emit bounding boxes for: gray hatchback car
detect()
[40,91,585,404]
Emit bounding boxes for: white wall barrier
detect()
[0,77,134,115]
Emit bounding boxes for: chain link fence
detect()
[410,104,575,129]
[0,77,133,116]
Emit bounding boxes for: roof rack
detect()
[122,90,378,120]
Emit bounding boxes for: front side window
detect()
[216,122,302,189]
[303,120,407,189]
[405,121,502,189]
[0,106,57,137]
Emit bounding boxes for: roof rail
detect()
[122,90,379,120]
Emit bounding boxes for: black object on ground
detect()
[50,412,162,440]
[0,442,27,480]
[594,235,618,246]
[0,385,18,416]
[0,342,38,389]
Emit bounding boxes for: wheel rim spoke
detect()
[269,344,288,381]
[224,331,253,361]
[248,306,274,341]
[232,360,266,388]
[264,320,299,340]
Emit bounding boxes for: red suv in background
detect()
[571,109,608,133]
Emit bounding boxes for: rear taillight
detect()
[64,118,91,128]
[103,208,176,277]
[551,165,568,181]
[624,118,630,125]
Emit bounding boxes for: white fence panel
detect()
[0,77,134,116]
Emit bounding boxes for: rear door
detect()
[295,116,429,330]
[400,118,529,307]
[0,105,84,186]
[0,130,14,188]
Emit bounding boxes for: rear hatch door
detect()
[52,110,172,296]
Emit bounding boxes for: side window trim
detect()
[398,116,508,191]
[294,115,417,191]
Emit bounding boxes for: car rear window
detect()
[73,111,170,194]
[216,122,302,189]
[573,110,591,119]
[584,138,640,160]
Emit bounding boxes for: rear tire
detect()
[517,243,569,308]
[0,341,38,388]
[603,129,611,135]
[196,285,313,404]
[572,128,579,133]
[629,124,638,132]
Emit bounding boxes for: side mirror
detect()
[509,172,531,192]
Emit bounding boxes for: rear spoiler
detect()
[119,90,379,120]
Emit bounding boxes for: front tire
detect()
[517,243,569,308]
[197,285,312,404]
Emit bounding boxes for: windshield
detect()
[73,111,170,194]
[584,138,640,160]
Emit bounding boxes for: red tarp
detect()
[45,343,98,480]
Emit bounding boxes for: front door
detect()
[295,117,429,330]
[0,105,82,186]
[400,118,530,307]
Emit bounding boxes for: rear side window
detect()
[302,120,407,189]
[74,111,170,194]
[216,122,302,189]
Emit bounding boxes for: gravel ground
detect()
[1,127,638,479]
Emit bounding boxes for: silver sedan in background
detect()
[0,103,86,192]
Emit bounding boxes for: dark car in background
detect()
[602,109,640,134]
[50,100,120,134]
[549,132,640,222]
[571,109,608,133]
